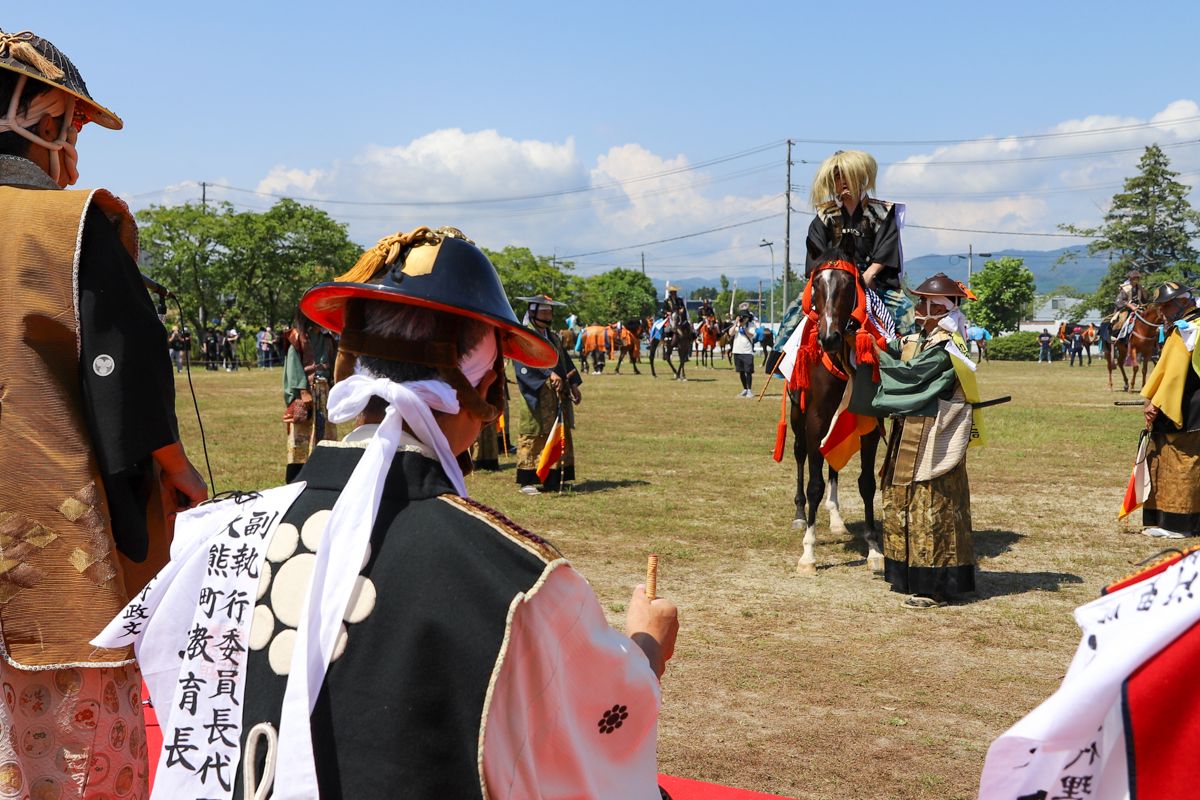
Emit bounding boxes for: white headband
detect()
[272,329,498,798]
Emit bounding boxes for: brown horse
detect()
[787,264,884,574]
[613,318,645,374]
[1107,307,1161,392]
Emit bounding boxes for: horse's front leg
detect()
[858,428,884,573]
[824,464,848,536]
[798,452,825,575]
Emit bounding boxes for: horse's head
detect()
[810,262,860,357]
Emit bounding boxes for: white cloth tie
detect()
[273,374,467,799]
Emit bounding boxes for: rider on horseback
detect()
[771,150,908,369]
[662,284,689,331]
[1111,269,1144,342]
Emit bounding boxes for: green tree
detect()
[692,286,719,301]
[963,257,1036,334]
[484,247,577,324]
[138,200,361,333]
[1060,144,1200,313]
[576,268,657,324]
[222,199,361,328]
[138,202,232,332]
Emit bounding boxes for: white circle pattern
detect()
[256,510,378,677]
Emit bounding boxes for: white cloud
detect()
[212,101,1200,282]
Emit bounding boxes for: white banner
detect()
[979,550,1200,800]
[94,483,306,800]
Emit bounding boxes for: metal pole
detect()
[641,251,645,275]
[784,140,792,308]
[967,243,973,289]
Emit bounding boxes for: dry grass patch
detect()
[173,358,1160,799]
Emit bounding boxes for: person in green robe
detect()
[853,273,978,609]
[283,307,338,481]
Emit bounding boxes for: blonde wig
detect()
[809,150,878,208]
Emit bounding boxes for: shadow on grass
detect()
[971,569,1085,601]
[975,528,1024,559]
[571,478,651,493]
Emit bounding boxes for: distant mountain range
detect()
[648,247,1111,301]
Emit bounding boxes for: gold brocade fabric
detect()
[516,381,574,473]
[883,460,974,571]
[0,186,138,667]
[286,377,338,467]
[1145,429,1200,516]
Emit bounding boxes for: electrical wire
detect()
[788,115,1200,146]
[170,293,217,496]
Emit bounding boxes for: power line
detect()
[205,139,784,208]
[559,214,782,259]
[789,116,1200,147]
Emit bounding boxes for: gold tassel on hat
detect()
[0,32,66,82]
[336,226,436,284]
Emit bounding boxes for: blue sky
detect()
[9,1,1200,278]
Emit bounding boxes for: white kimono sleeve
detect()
[481,563,662,800]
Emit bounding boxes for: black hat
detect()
[910,273,970,299]
[301,226,556,368]
[0,29,121,129]
[1150,281,1193,305]
[516,295,566,310]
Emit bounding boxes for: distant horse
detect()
[784,260,885,575]
[559,327,578,352]
[1056,322,1093,366]
[698,317,725,367]
[658,312,696,380]
[613,318,645,374]
[1107,308,1161,392]
[717,327,735,364]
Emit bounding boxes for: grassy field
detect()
[174,355,1155,800]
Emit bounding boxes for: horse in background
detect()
[698,317,725,367]
[613,318,645,374]
[1106,308,1161,392]
[662,313,696,380]
[783,260,885,575]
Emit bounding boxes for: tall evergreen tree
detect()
[1061,144,1200,313]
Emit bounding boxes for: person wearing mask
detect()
[0,28,206,797]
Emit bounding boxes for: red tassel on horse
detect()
[855,329,881,383]
[772,388,789,462]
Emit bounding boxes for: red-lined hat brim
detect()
[301,282,558,369]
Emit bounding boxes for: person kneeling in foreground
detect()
[96,226,678,800]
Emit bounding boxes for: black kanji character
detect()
[1052,775,1093,799]
[1064,741,1099,769]
[231,544,260,579]
[217,630,246,664]
[186,624,215,663]
[198,587,224,620]
[209,669,240,705]
[177,672,206,716]
[203,707,238,747]
[207,543,232,577]
[164,726,198,771]
[242,510,279,539]
[220,589,250,624]
[197,751,232,791]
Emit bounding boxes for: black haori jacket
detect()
[234,440,660,799]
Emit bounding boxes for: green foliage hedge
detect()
[988,331,1064,361]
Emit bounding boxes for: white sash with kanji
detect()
[94,483,306,800]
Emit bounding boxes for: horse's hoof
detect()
[830,521,849,537]
[867,554,885,574]
[796,560,817,575]
[791,518,805,529]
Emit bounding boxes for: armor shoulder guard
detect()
[815,200,840,224]
[864,198,894,225]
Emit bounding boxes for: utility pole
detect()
[784,139,793,309]
[967,243,972,288]
[641,251,645,276]
[201,181,207,211]
[758,280,763,318]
